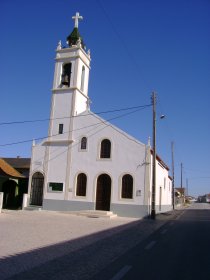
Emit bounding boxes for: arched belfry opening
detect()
[61,63,72,87]
[96,174,111,211]
[30,172,44,206]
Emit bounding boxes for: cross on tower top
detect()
[72,12,83,28]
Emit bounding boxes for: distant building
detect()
[198,194,210,203]
[27,13,172,218]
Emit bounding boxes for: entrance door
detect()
[96,174,111,211]
[30,172,44,206]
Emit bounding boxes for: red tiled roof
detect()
[150,149,170,171]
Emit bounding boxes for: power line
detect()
[0,104,151,126]
[31,107,148,167]
[0,105,150,147]
[96,0,152,91]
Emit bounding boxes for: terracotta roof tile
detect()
[0,158,24,178]
[150,149,170,171]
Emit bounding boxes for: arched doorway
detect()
[2,180,18,209]
[30,172,44,206]
[96,174,111,211]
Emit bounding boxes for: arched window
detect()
[121,174,133,199]
[76,173,87,196]
[61,63,71,87]
[100,139,111,158]
[80,66,85,92]
[81,137,87,150]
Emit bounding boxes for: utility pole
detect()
[151,92,156,220]
[180,162,184,205]
[171,141,175,210]
[181,162,183,189]
[186,178,188,196]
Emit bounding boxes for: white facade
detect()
[28,15,172,218]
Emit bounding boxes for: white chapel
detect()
[27,13,172,218]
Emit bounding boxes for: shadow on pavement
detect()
[0,213,173,280]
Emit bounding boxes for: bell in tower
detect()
[61,63,71,87]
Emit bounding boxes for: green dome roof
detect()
[66,27,85,49]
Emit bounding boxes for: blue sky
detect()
[0,0,209,196]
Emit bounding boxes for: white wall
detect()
[49,92,73,139]
[156,162,172,209]
[68,112,147,206]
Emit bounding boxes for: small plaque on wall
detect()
[136,190,141,196]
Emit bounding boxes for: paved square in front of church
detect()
[0,209,170,279]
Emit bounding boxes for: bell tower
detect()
[48,12,91,141]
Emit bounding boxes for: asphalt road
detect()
[92,203,210,280]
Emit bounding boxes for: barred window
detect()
[121,174,133,199]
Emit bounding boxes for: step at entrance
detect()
[24,205,42,211]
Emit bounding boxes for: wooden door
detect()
[30,172,44,206]
[96,174,111,211]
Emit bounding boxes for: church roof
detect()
[66,27,85,49]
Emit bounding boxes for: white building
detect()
[27,13,172,218]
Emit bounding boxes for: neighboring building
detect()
[27,13,172,218]
[198,194,210,203]
[175,187,185,206]
[3,157,30,177]
[0,158,30,209]
[153,153,172,213]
